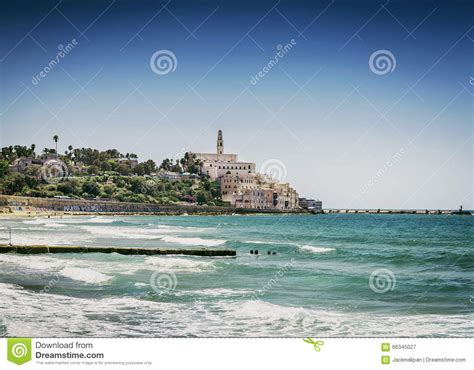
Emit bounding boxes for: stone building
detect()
[299,198,323,212]
[194,130,299,210]
[194,130,255,180]
[9,157,46,173]
[117,158,138,169]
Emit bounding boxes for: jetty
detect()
[323,209,454,215]
[0,245,236,257]
[450,205,472,216]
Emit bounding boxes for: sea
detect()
[0,214,472,337]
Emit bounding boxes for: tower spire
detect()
[217,130,224,155]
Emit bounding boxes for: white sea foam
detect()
[244,240,298,246]
[60,266,111,284]
[153,224,211,232]
[160,235,225,247]
[300,245,335,253]
[144,256,214,272]
[22,219,49,225]
[80,225,212,241]
[193,288,253,297]
[232,300,309,319]
[0,254,66,270]
[0,254,112,284]
[1,283,472,337]
[1,232,92,246]
[22,219,66,228]
[87,217,116,224]
[79,225,161,239]
[134,282,148,287]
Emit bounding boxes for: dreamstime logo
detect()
[32,39,78,85]
[250,39,297,85]
[40,272,61,293]
[171,148,187,163]
[369,268,396,293]
[40,159,69,183]
[7,338,32,365]
[369,50,396,75]
[252,258,294,300]
[360,148,405,194]
[260,159,287,183]
[150,271,178,294]
[150,50,177,75]
[140,179,158,195]
[12,343,28,358]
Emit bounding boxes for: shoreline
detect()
[0,194,311,217]
[0,195,466,218]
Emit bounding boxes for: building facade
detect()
[299,198,323,212]
[194,130,299,210]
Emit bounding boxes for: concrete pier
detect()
[323,209,453,215]
[0,244,236,257]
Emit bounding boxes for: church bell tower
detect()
[217,130,224,155]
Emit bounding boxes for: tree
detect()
[0,160,9,177]
[82,181,100,197]
[87,165,100,175]
[179,152,201,174]
[53,135,59,156]
[66,145,73,158]
[0,146,15,162]
[159,158,173,171]
[196,191,210,205]
[133,160,156,176]
[117,163,130,176]
[57,181,75,195]
[0,174,27,195]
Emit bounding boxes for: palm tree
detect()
[53,135,59,157]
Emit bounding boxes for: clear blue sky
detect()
[1,0,472,209]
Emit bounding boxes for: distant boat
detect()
[450,205,472,216]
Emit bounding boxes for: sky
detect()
[0,0,472,209]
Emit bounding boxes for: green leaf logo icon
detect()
[7,338,32,365]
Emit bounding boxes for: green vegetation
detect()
[0,140,225,206]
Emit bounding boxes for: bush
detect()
[0,160,10,177]
[82,181,100,196]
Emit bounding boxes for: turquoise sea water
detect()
[0,214,473,337]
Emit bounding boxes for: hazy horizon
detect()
[1,0,472,209]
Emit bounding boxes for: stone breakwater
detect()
[324,209,454,215]
[0,245,236,257]
[0,195,307,215]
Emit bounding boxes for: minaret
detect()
[217,130,224,155]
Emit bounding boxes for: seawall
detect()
[0,195,307,215]
[0,244,236,256]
